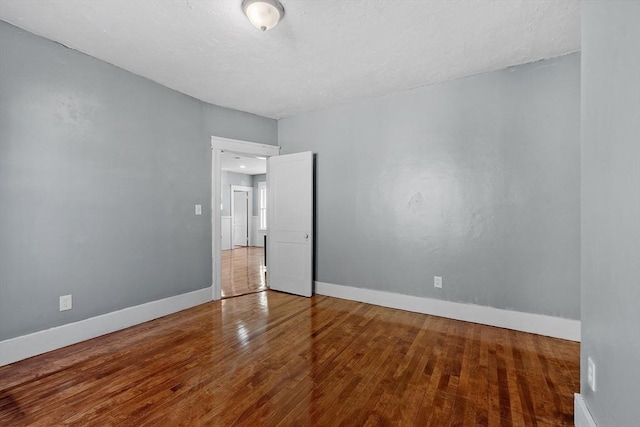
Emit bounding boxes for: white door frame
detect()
[230,185,253,248]
[211,136,280,300]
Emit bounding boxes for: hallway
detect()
[221,246,266,298]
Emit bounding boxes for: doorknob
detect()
[305,233,309,240]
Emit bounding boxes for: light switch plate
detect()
[195,204,202,215]
[434,276,442,288]
[587,357,596,392]
[59,294,72,311]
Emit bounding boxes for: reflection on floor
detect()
[0,291,580,425]
[221,246,266,298]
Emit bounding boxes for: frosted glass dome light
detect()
[242,0,285,31]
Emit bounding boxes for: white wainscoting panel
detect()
[251,217,266,247]
[315,282,580,341]
[0,288,211,366]
[251,216,258,246]
[255,230,266,248]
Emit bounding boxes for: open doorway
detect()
[220,150,268,298]
[211,136,314,301]
[211,136,279,300]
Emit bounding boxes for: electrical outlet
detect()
[59,294,72,311]
[587,357,596,392]
[434,276,442,288]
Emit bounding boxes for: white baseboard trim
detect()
[0,287,211,366]
[315,282,580,341]
[574,394,598,427]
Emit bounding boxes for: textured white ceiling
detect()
[222,152,266,175]
[0,0,580,119]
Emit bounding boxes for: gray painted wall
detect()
[220,171,252,216]
[0,22,277,341]
[279,53,581,319]
[581,2,640,425]
[252,174,266,216]
[202,103,277,147]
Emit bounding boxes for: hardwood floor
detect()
[221,246,266,298]
[0,291,579,426]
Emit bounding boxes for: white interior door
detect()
[233,191,248,247]
[267,151,313,297]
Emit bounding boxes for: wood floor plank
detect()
[0,291,579,426]
[222,246,266,298]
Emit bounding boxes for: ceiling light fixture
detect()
[241,0,285,32]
